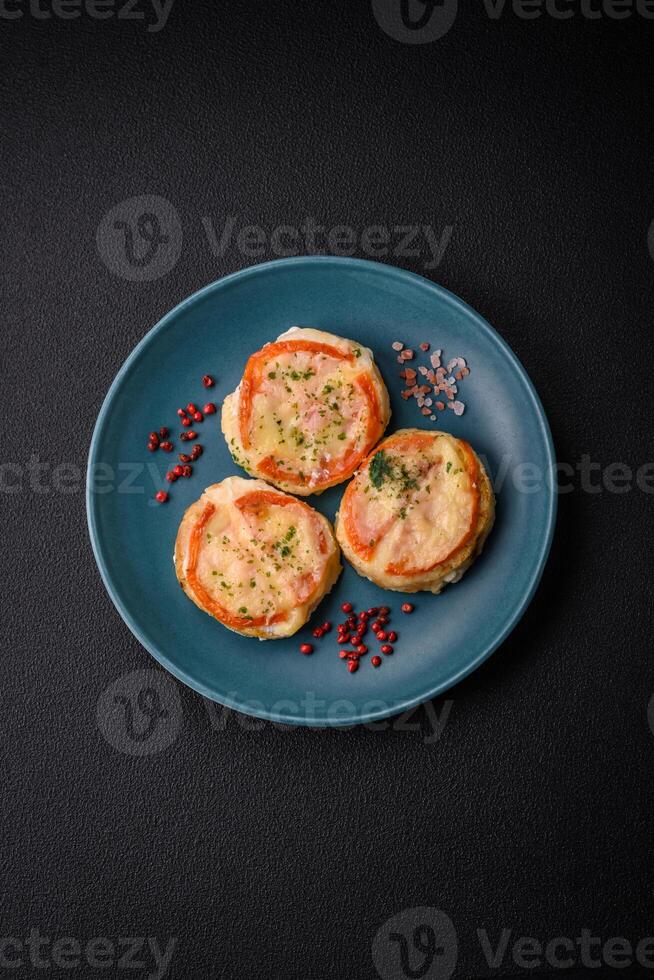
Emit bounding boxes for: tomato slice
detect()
[238,339,383,488]
[239,340,354,451]
[386,439,480,576]
[340,432,434,561]
[185,502,285,629]
[342,433,481,576]
[255,376,382,490]
[185,491,330,630]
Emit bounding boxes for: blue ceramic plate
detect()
[87,258,556,726]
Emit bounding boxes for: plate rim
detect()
[86,256,557,727]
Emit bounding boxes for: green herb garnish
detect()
[369,450,394,489]
[399,464,419,491]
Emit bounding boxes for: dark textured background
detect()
[2,1,654,977]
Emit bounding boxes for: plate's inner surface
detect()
[88,259,555,725]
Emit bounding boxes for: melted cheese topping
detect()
[222,327,390,494]
[247,350,367,476]
[198,503,322,619]
[175,478,342,637]
[344,432,477,576]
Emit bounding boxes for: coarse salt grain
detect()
[394,342,470,424]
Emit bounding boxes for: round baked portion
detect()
[335,429,495,594]
[174,477,342,639]
[221,327,391,495]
